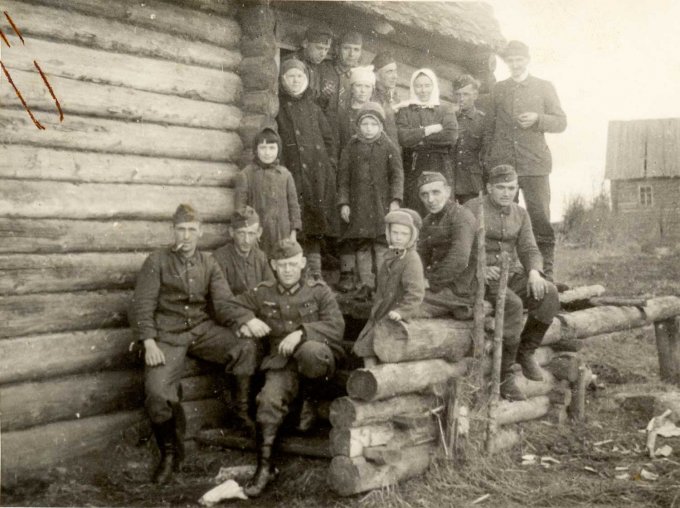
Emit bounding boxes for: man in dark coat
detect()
[484,40,567,280]
[465,165,560,401]
[222,239,345,497]
[319,31,363,126]
[129,204,258,484]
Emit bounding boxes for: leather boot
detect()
[306,252,324,281]
[537,242,555,282]
[151,418,177,484]
[499,343,526,401]
[244,423,279,498]
[517,317,551,382]
[233,376,256,432]
[337,254,356,292]
[296,399,317,433]
[171,403,186,472]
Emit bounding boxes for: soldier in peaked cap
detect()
[222,238,345,497]
[129,204,259,484]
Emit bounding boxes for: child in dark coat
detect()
[337,101,403,297]
[352,208,425,367]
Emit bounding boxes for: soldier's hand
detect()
[278,330,303,357]
[518,112,538,129]
[485,266,500,282]
[527,270,547,300]
[389,200,400,212]
[340,205,350,223]
[144,339,165,367]
[239,324,254,338]
[388,310,402,321]
[246,318,271,338]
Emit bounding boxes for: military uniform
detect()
[453,106,486,203]
[213,241,275,297]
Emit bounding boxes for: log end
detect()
[329,397,357,428]
[328,455,361,496]
[328,427,351,457]
[346,369,378,402]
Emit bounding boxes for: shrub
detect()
[560,190,618,248]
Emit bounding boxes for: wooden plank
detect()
[0,290,130,339]
[28,0,241,48]
[0,218,230,254]
[0,252,147,295]
[0,70,242,131]
[0,180,235,222]
[1,409,147,483]
[329,394,436,428]
[1,0,241,71]
[3,37,241,104]
[196,428,331,458]
[1,109,243,162]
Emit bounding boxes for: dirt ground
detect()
[4,245,680,508]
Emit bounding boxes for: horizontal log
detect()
[182,399,228,438]
[486,425,520,455]
[329,420,436,458]
[582,324,654,345]
[490,396,550,426]
[0,290,130,339]
[2,409,147,482]
[0,180,234,222]
[240,36,278,58]
[0,218,230,254]
[644,296,680,322]
[1,70,242,131]
[242,91,279,116]
[328,444,433,496]
[3,37,241,104]
[590,296,647,307]
[195,429,331,458]
[239,56,279,92]
[346,359,469,402]
[486,316,562,346]
[329,394,436,428]
[1,1,241,71]
[373,318,472,363]
[544,356,581,383]
[513,370,558,399]
[1,370,143,431]
[559,285,606,305]
[1,109,242,162]
[30,0,241,47]
[559,305,647,339]
[550,339,584,352]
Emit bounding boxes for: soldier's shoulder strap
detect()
[255,280,276,290]
[306,278,327,288]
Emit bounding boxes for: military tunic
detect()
[213,241,275,297]
[453,106,486,202]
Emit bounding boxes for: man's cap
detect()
[230,206,260,229]
[385,208,422,231]
[304,25,333,44]
[500,40,530,59]
[356,101,385,126]
[453,74,481,91]
[340,31,363,45]
[173,203,200,224]
[371,51,396,71]
[416,171,448,189]
[488,164,518,184]
[280,57,308,77]
[270,238,303,260]
[349,65,376,87]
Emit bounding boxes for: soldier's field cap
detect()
[173,203,200,224]
[416,171,448,189]
[230,206,260,229]
[305,26,333,44]
[270,238,303,260]
[453,74,481,91]
[371,51,396,71]
[488,164,518,184]
[500,40,530,59]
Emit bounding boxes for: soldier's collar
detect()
[485,194,512,213]
[458,106,477,118]
[277,281,301,295]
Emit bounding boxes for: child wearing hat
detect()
[352,208,425,366]
[234,126,302,257]
[277,58,338,280]
[337,101,404,296]
[337,65,376,153]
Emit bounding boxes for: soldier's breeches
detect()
[145,342,187,424]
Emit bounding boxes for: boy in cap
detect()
[353,208,425,366]
[485,40,567,280]
[222,238,345,497]
[371,50,400,147]
[129,204,259,484]
[465,165,560,401]
[213,206,275,296]
[337,101,403,297]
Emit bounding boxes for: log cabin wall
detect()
[0,0,243,481]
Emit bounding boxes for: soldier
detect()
[485,40,567,280]
[465,165,560,401]
[213,206,275,297]
[452,74,487,204]
[287,25,333,105]
[129,204,258,484]
[319,30,363,125]
[371,50,400,147]
[223,238,345,497]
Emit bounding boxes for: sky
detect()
[485,0,680,220]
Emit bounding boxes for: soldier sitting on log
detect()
[129,204,259,484]
[221,238,345,497]
[465,165,560,400]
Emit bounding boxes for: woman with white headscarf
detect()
[396,68,458,216]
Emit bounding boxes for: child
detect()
[336,65,376,153]
[337,102,403,297]
[352,208,425,367]
[234,126,302,257]
[276,58,338,280]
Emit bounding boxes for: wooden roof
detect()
[605,118,680,180]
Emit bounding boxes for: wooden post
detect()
[445,378,460,462]
[654,317,680,384]
[473,190,487,390]
[569,364,593,421]
[485,252,510,454]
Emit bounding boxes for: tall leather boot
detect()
[296,384,317,433]
[171,403,186,472]
[537,242,555,282]
[499,343,526,401]
[306,252,324,282]
[244,423,279,498]
[151,418,177,484]
[233,376,256,432]
[517,317,551,382]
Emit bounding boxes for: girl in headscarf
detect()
[396,68,458,217]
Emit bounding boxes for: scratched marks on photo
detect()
[1,10,64,129]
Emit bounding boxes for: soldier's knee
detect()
[294,341,335,379]
[532,281,560,323]
[502,291,525,344]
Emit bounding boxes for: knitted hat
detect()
[304,25,333,44]
[371,51,396,72]
[416,171,448,189]
[488,164,518,184]
[173,204,200,224]
[349,65,376,87]
[356,101,385,126]
[270,238,303,260]
[230,206,260,229]
[340,31,363,46]
[280,57,308,77]
[500,40,530,59]
[252,126,282,157]
[384,208,422,249]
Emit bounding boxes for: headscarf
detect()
[406,68,440,108]
[280,58,309,98]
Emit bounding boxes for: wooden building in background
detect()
[0,0,503,481]
[606,118,680,243]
